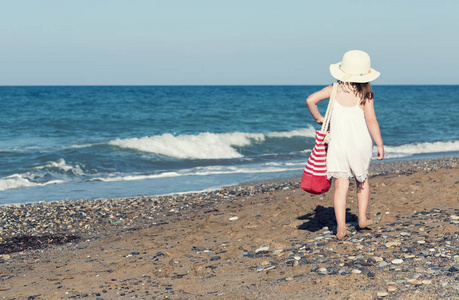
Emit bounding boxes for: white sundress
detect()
[326,93,373,182]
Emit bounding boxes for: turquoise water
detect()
[1,85,458,204]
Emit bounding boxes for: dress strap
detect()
[321,83,338,133]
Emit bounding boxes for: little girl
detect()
[306,50,384,238]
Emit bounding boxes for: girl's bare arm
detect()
[364,99,384,160]
[306,85,332,124]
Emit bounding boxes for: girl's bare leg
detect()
[356,176,373,228]
[334,177,349,238]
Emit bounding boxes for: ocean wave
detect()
[0,159,84,191]
[34,158,85,175]
[0,145,54,153]
[0,174,66,191]
[384,140,459,158]
[3,139,457,192]
[108,127,316,159]
[91,163,301,183]
[1,143,96,153]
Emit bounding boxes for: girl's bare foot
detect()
[336,226,349,239]
[359,219,373,229]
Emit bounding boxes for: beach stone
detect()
[367,257,377,264]
[243,251,256,258]
[385,241,401,248]
[327,267,339,275]
[339,269,349,275]
[272,250,283,256]
[229,216,238,221]
[255,245,270,253]
[377,291,389,297]
[298,258,308,266]
[352,269,362,274]
[391,259,403,264]
[422,280,432,285]
[387,286,397,292]
[192,246,206,252]
[1,254,11,260]
[378,261,388,267]
[265,266,276,272]
[409,280,422,285]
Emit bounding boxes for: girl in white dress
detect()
[306,50,384,238]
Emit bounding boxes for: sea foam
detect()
[0,174,66,191]
[108,127,316,159]
[0,159,83,191]
[384,140,459,158]
[91,163,300,183]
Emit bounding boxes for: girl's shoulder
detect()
[313,84,334,97]
[321,84,334,95]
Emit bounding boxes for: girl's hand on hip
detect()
[316,116,325,125]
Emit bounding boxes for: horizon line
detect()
[1,83,458,87]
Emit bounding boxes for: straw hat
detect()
[329,50,380,83]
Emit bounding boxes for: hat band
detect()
[339,65,372,76]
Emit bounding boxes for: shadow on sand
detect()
[296,205,359,233]
[0,234,80,255]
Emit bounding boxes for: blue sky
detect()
[0,0,457,85]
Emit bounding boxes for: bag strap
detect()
[321,83,338,132]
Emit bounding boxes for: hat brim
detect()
[330,62,380,83]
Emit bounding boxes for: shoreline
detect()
[0,157,457,242]
[2,153,458,207]
[1,157,457,239]
[0,156,458,299]
[2,155,458,206]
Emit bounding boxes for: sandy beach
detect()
[0,157,458,299]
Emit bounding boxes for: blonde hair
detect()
[338,81,374,105]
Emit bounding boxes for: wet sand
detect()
[0,157,458,299]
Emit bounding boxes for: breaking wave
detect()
[384,140,459,158]
[0,159,85,191]
[108,127,316,159]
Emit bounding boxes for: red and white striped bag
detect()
[300,83,337,194]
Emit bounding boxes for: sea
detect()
[1,85,458,205]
